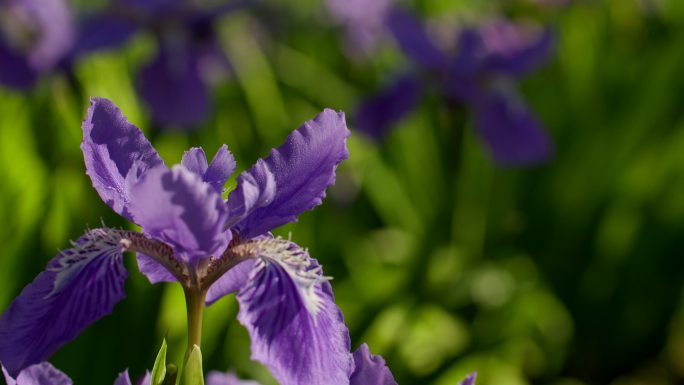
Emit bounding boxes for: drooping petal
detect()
[136,253,178,284]
[349,344,397,385]
[236,238,352,385]
[356,74,422,140]
[0,41,36,89]
[385,8,448,71]
[477,20,554,77]
[0,229,129,376]
[113,370,132,385]
[205,259,255,305]
[2,362,73,385]
[472,88,552,166]
[206,371,262,385]
[128,165,230,264]
[227,109,350,239]
[137,47,210,127]
[458,373,477,385]
[81,98,165,221]
[182,145,236,193]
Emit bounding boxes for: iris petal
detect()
[472,88,552,166]
[459,373,477,385]
[236,238,352,385]
[81,98,165,221]
[350,344,397,385]
[356,74,422,140]
[206,371,262,385]
[128,165,230,264]
[182,145,236,193]
[0,229,129,376]
[138,47,210,127]
[3,362,73,385]
[227,109,349,239]
[385,8,448,71]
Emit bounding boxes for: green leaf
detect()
[151,339,168,385]
[183,345,204,385]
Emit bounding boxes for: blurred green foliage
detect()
[2,1,684,385]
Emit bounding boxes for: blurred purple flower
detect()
[0,97,354,385]
[0,0,75,89]
[70,0,247,127]
[3,362,151,385]
[357,9,555,166]
[325,0,392,56]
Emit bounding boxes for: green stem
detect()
[184,288,206,354]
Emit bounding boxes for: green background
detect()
[2,0,684,384]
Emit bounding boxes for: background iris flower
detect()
[357,8,555,166]
[71,0,247,127]
[0,0,74,89]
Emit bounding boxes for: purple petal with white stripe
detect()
[236,238,352,385]
[227,109,350,239]
[350,344,397,385]
[472,88,552,166]
[81,98,165,221]
[2,362,72,385]
[0,229,128,376]
[128,165,230,264]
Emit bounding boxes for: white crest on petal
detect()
[47,228,127,297]
[248,236,331,316]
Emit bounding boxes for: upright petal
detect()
[350,344,397,385]
[236,238,352,385]
[137,47,209,127]
[206,371,262,385]
[114,370,133,385]
[3,362,73,385]
[386,8,448,71]
[81,98,165,221]
[478,20,554,77]
[0,229,129,376]
[472,88,552,166]
[128,165,230,264]
[227,109,350,239]
[182,145,236,193]
[356,74,422,140]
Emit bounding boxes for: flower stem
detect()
[184,288,207,354]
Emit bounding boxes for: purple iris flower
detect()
[0,0,75,89]
[325,0,392,56]
[70,0,245,127]
[3,362,149,385]
[357,9,555,166]
[0,97,354,385]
